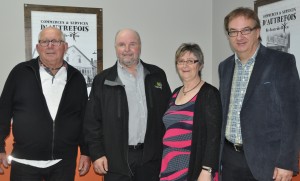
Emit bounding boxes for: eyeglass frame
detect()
[227,27,257,37]
[176,59,199,65]
[38,39,65,47]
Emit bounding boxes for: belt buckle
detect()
[130,143,143,150]
[233,144,242,152]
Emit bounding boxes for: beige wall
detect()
[212,0,254,88]
[0,1,260,93]
[0,0,213,92]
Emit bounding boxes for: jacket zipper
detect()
[29,61,76,160]
[119,85,134,176]
[30,64,57,159]
[50,70,75,159]
[141,75,152,163]
[51,121,55,159]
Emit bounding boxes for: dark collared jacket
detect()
[84,60,171,176]
[219,44,300,180]
[0,57,88,160]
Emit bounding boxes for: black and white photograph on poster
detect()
[24,4,103,94]
[255,0,300,72]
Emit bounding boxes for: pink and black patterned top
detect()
[160,91,197,181]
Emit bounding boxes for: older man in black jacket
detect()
[0,27,90,181]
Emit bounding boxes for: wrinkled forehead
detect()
[39,28,63,40]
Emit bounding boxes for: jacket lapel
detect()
[242,45,267,105]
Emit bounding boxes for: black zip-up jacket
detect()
[0,57,88,160]
[84,61,171,176]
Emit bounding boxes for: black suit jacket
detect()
[218,44,300,180]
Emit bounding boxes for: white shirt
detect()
[8,65,67,168]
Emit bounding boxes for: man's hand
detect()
[0,153,8,174]
[78,155,91,176]
[93,156,108,175]
[273,167,293,181]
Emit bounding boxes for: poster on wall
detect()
[24,4,103,91]
[255,0,300,72]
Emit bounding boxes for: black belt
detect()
[225,139,243,152]
[128,143,144,150]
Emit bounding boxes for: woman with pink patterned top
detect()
[160,43,221,181]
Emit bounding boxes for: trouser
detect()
[221,140,257,181]
[10,158,76,181]
[104,148,161,181]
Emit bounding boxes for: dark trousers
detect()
[104,149,160,181]
[10,159,76,181]
[221,141,257,181]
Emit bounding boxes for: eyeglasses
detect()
[227,27,256,37]
[39,40,65,47]
[176,59,199,65]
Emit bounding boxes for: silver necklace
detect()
[182,80,201,96]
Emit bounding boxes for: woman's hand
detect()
[197,169,212,181]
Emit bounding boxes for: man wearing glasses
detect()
[218,7,300,181]
[0,27,91,180]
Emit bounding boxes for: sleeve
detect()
[83,77,106,162]
[275,54,300,173]
[202,88,222,172]
[0,68,17,153]
[78,76,89,156]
